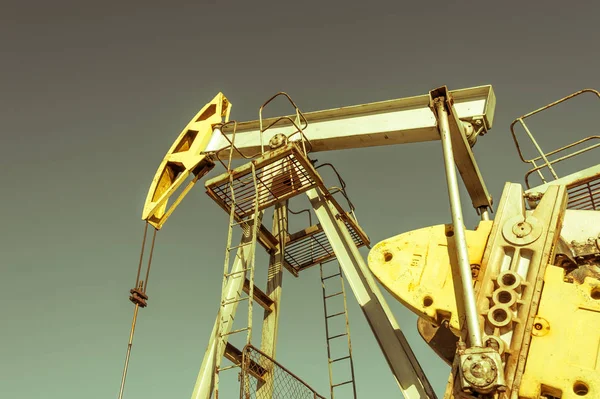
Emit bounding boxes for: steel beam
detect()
[306,188,437,399]
[205,85,495,158]
[256,201,288,397]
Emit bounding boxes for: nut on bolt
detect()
[269,133,288,149]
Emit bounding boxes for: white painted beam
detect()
[205,85,495,158]
[306,187,437,399]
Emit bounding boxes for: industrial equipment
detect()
[117,85,600,399]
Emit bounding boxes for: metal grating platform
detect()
[205,143,324,220]
[284,213,370,273]
[567,175,600,210]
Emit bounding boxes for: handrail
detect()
[509,89,600,188]
[315,162,358,222]
[258,92,313,156]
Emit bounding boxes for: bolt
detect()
[513,221,532,238]
[491,365,496,371]
[534,323,543,330]
[486,378,492,383]
[467,356,472,360]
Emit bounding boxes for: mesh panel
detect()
[284,214,369,272]
[240,345,325,399]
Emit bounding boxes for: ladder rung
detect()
[326,311,346,319]
[327,333,348,340]
[330,355,351,363]
[222,296,248,306]
[332,380,353,388]
[225,268,250,278]
[232,218,254,226]
[325,291,344,299]
[228,242,253,251]
[220,327,249,337]
[322,272,341,281]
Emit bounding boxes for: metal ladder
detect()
[320,260,358,399]
[213,167,261,398]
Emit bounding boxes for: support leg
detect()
[306,188,437,399]
[257,201,288,396]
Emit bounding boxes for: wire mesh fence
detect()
[239,345,326,399]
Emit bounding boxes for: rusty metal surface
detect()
[259,92,312,156]
[282,161,369,274]
[239,345,325,399]
[416,318,458,367]
[565,263,600,285]
[206,143,324,219]
[557,236,600,284]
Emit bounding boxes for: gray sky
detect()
[1,1,599,398]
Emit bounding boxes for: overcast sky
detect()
[1,1,599,398]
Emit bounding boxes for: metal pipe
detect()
[517,118,559,181]
[118,304,140,399]
[434,98,483,347]
[479,207,490,221]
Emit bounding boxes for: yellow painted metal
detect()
[518,264,600,399]
[367,221,493,334]
[142,93,231,229]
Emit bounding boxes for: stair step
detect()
[223,343,266,383]
[242,278,274,312]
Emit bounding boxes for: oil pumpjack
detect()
[118,85,600,399]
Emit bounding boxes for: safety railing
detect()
[259,92,313,156]
[509,89,600,189]
[213,120,265,171]
[315,163,358,223]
